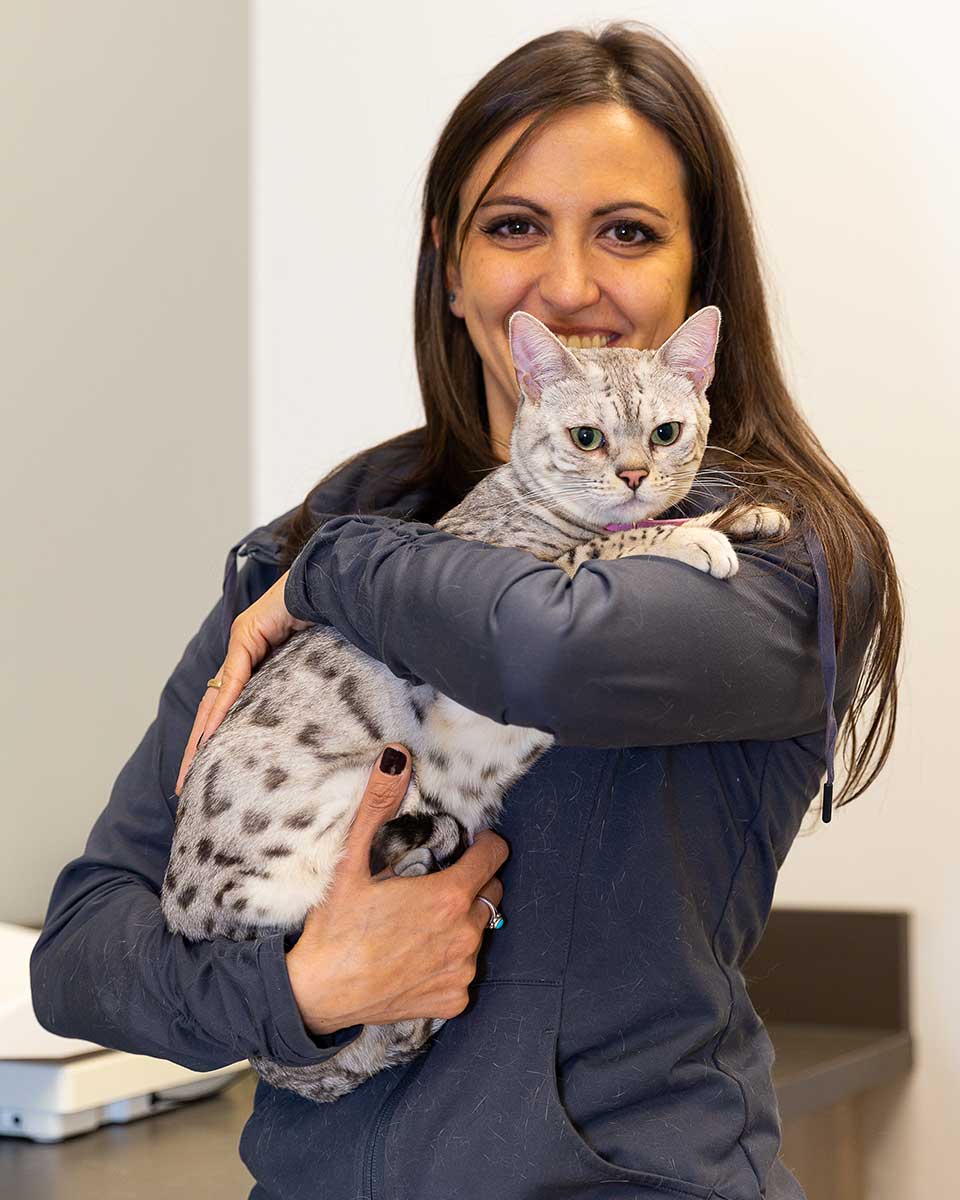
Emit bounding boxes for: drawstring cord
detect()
[802,525,838,822]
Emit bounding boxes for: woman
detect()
[31,21,900,1200]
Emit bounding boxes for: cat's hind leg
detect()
[369,811,468,877]
[687,505,790,539]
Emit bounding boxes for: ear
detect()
[507,311,582,404]
[432,216,462,308]
[655,305,722,392]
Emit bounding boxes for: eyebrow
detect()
[476,193,668,221]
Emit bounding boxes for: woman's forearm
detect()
[285,515,874,748]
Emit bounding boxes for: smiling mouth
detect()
[553,331,621,349]
[505,318,625,349]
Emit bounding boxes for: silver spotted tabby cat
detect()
[161,305,788,1102]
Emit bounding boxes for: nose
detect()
[618,469,648,491]
[536,239,601,313]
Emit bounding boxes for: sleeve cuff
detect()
[259,932,364,1066]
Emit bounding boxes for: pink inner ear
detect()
[517,369,542,401]
[686,364,710,390]
[656,307,720,391]
[509,311,576,402]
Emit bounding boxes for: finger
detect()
[176,572,314,798]
[480,877,504,908]
[175,677,224,796]
[476,876,504,912]
[339,746,412,884]
[178,653,251,794]
[201,645,257,743]
[437,829,509,893]
[470,879,505,932]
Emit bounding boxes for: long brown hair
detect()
[279,21,901,810]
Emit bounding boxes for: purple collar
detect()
[604,518,691,532]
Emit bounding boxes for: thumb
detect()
[339,745,412,882]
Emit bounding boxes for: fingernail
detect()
[379,747,407,776]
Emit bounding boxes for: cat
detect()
[160,305,788,1102]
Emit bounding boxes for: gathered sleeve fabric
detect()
[30,555,363,1072]
[284,515,875,750]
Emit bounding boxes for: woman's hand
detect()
[175,569,313,796]
[286,745,509,1035]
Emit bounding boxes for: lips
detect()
[505,316,623,339]
[550,329,620,339]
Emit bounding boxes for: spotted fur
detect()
[160,307,787,1103]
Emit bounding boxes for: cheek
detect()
[617,257,693,332]
[463,247,529,306]
[626,272,680,318]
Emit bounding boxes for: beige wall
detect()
[253,4,958,1198]
[1,2,250,926]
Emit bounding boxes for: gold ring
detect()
[206,677,223,689]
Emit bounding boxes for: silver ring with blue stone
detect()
[477,895,505,931]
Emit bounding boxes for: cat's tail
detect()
[248,1016,442,1102]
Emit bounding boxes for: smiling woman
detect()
[340,24,902,811]
[433,103,696,462]
[31,18,903,1200]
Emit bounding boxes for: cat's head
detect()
[506,306,720,532]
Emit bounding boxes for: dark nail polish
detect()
[379,747,407,776]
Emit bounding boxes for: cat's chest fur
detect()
[408,691,549,825]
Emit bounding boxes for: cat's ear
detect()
[654,306,722,392]
[508,311,583,405]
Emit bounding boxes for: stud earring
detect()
[448,291,456,302]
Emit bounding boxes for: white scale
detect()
[0,922,248,1143]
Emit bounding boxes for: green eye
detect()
[651,421,681,446]
[570,426,605,451]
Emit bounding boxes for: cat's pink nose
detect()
[617,469,648,491]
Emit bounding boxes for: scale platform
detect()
[0,1051,247,1143]
[1,921,248,1142]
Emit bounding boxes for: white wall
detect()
[254,3,958,1198]
[2,2,250,926]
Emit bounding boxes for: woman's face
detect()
[432,103,697,462]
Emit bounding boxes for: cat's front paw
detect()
[621,526,739,579]
[725,505,790,540]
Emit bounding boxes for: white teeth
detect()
[555,332,614,349]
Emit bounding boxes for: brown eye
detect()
[570,426,605,451]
